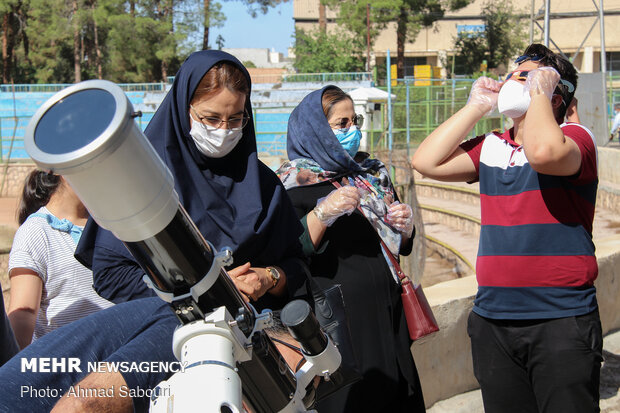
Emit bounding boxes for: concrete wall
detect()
[576,73,609,147]
[599,147,620,185]
[412,276,478,407]
[597,148,620,215]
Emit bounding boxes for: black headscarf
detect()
[76,50,304,299]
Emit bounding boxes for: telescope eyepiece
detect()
[281,300,328,356]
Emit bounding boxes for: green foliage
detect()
[453,0,526,75]
[324,0,473,76]
[321,0,395,48]
[235,0,288,18]
[215,34,225,49]
[243,60,256,68]
[0,0,284,83]
[293,28,365,73]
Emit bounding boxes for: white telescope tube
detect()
[24,79,178,242]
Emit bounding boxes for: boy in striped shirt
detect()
[412,43,601,413]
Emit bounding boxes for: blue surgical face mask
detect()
[333,127,361,158]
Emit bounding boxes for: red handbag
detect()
[380,240,439,341]
[331,180,439,341]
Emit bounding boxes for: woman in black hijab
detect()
[0,50,306,413]
[77,49,306,305]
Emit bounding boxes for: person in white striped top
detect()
[7,170,113,349]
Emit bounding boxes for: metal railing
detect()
[0,82,169,93]
[378,78,504,148]
[281,72,372,83]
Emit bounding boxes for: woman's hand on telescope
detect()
[228,262,284,302]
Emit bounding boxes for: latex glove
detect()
[467,76,503,115]
[386,201,414,238]
[525,67,560,100]
[313,186,360,227]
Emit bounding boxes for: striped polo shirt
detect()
[9,207,113,340]
[461,123,598,319]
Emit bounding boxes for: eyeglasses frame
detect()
[504,69,575,94]
[190,105,250,131]
[330,113,365,130]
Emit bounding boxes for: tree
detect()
[72,0,81,82]
[394,0,473,77]
[0,0,295,84]
[234,0,288,18]
[201,0,224,49]
[0,0,25,83]
[327,0,472,77]
[453,0,526,75]
[322,0,398,71]
[293,28,365,73]
[26,0,77,83]
[215,34,224,49]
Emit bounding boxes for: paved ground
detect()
[0,197,19,230]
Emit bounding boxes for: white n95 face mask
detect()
[189,121,243,158]
[497,80,531,119]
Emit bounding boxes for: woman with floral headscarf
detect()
[276,86,426,412]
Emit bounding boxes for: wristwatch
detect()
[266,266,281,289]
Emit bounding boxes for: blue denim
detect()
[0,297,178,413]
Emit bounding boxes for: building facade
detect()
[293,0,620,76]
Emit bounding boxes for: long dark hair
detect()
[17,170,61,225]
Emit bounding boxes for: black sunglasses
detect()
[506,67,575,94]
[514,53,545,64]
[331,114,364,130]
[505,70,530,82]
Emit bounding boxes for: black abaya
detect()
[287,182,426,413]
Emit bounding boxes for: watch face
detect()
[268,267,280,287]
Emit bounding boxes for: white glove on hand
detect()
[387,201,414,238]
[467,77,503,115]
[313,186,361,227]
[524,67,560,100]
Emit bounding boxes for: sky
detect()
[209,1,295,56]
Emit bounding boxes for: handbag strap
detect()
[302,262,327,298]
[331,180,409,285]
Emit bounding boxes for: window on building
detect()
[606,52,620,74]
[404,57,430,78]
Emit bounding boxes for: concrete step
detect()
[416,178,620,242]
[421,221,478,277]
[416,180,480,207]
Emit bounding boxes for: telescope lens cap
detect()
[35,88,116,154]
[281,300,312,327]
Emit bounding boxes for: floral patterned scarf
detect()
[276,155,403,282]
